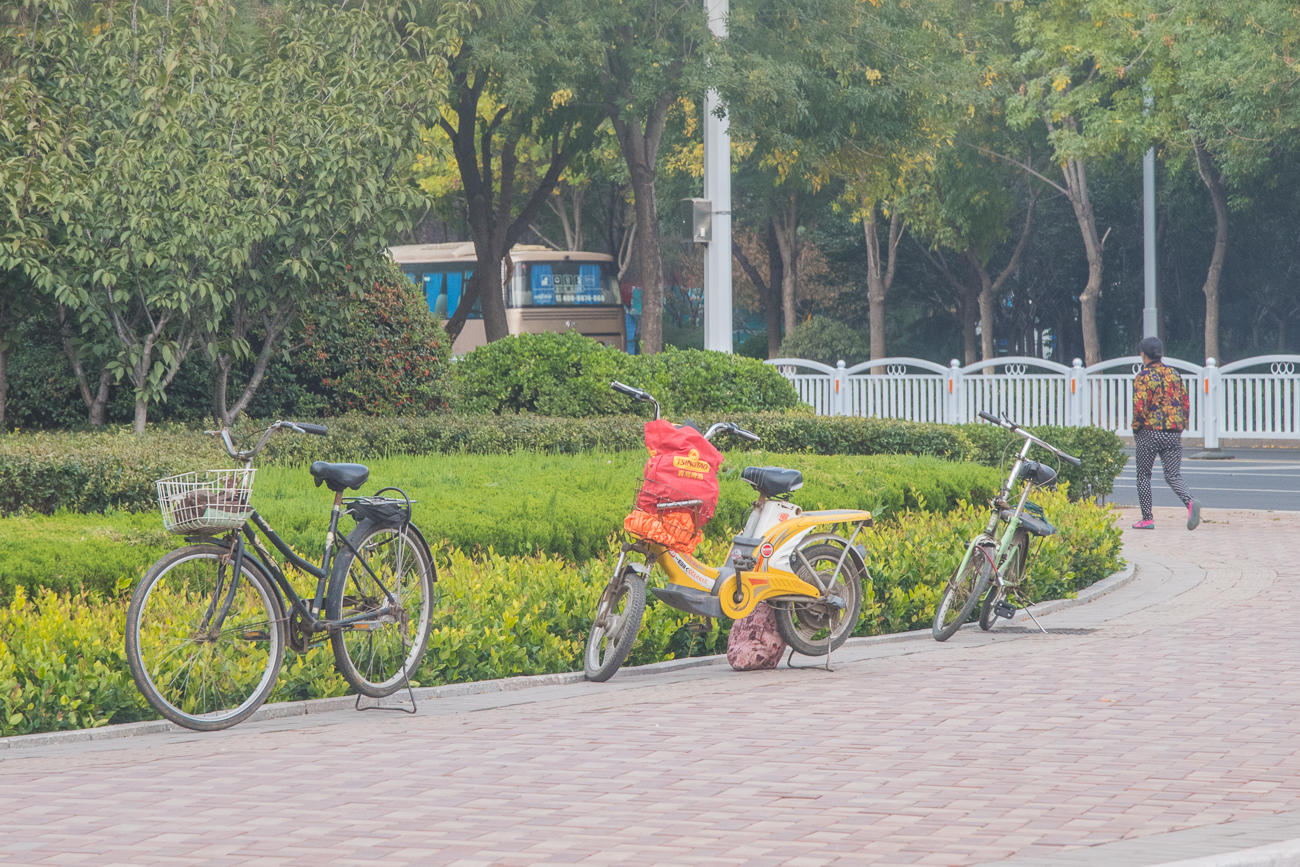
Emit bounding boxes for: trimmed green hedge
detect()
[0,452,1003,601]
[0,414,1125,516]
[0,485,1123,738]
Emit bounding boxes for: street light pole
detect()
[1143,92,1158,339]
[702,0,732,353]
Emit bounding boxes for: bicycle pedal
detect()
[825,595,846,610]
[240,629,271,641]
[994,600,1017,619]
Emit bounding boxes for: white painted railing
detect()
[768,354,1300,443]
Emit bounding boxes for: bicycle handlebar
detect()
[977,411,1082,467]
[207,420,329,462]
[702,422,762,443]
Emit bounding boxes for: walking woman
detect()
[1132,336,1201,530]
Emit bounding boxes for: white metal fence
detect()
[767,355,1300,445]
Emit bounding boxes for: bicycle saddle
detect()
[310,461,370,493]
[741,466,803,497]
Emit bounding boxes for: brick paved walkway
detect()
[2,506,1299,866]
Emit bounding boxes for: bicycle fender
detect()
[799,532,871,580]
[625,562,652,578]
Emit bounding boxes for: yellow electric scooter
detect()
[584,382,873,682]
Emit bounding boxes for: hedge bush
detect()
[0,489,1122,738]
[0,414,1125,516]
[0,452,1003,601]
[452,332,804,417]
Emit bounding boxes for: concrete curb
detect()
[0,561,1137,752]
[1150,838,1300,867]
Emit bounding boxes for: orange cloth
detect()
[623,508,703,554]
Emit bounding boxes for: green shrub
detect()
[0,429,225,515]
[451,332,803,417]
[0,489,1123,737]
[0,452,1004,600]
[778,315,871,366]
[298,259,454,415]
[957,423,1129,500]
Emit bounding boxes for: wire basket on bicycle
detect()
[156,468,255,535]
[623,419,723,554]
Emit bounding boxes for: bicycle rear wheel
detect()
[774,542,864,656]
[125,544,285,731]
[327,520,435,698]
[932,544,993,642]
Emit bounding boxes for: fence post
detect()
[833,360,847,416]
[1195,357,1224,456]
[946,359,963,424]
[1068,358,1085,427]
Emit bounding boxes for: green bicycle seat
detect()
[310,461,370,493]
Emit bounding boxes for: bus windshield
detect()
[509,261,619,308]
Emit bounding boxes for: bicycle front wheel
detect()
[327,521,436,698]
[126,544,286,731]
[980,530,1029,630]
[584,570,645,682]
[932,544,992,642]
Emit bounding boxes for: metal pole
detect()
[1143,92,1158,338]
[702,0,733,353]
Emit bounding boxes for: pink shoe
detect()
[1132,518,1155,530]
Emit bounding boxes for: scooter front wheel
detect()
[584,571,646,682]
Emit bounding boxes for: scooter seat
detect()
[742,466,803,498]
[310,461,370,493]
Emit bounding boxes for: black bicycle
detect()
[125,421,436,731]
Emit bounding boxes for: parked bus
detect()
[390,242,628,355]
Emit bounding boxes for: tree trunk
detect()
[441,68,581,344]
[1194,142,1228,363]
[59,304,113,425]
[1060,156,1104,366]
[961,283,978,366]
[771,196,800,337]
[968,183,1036,371]
[765,220,785,358]
[608,86,674,356]
[864,204,903,373]
[134,395,148,434]
[731,224,785,358]
[0,344,7,430]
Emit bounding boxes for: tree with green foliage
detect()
[203,0,454,426]
[558,0,712,356]
[424,2,602,344]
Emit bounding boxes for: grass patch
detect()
[0,451,1001,601]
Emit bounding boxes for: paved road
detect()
[2,508,1300,866]
[1111,447,1300,512]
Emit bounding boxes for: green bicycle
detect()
[931,411,1082,641]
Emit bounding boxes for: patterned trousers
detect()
[1135,428,1192,520]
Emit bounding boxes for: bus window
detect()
[408,267,482,320]
[511,261,619,308]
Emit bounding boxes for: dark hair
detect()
[1138,336,1164,361]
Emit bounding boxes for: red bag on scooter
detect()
[623,420,723,554]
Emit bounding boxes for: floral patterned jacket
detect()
[1132,362,1190,431]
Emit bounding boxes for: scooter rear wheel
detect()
[584,570,645,682]
[774,543,864,657]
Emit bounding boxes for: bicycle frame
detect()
[203,492,402,639]
[955,435,1040,590]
